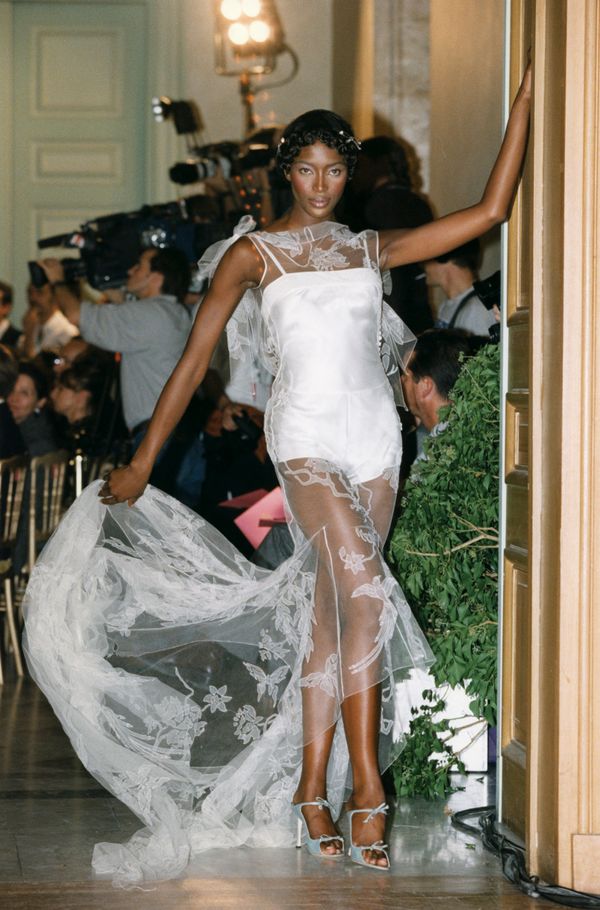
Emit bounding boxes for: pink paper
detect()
[219,489,269,509]
[234,487,286,549]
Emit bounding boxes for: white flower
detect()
[233,704,264,744]
[339,546,370,576]
[203,685,232,714]
[258,629,290,662]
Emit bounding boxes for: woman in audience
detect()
[50,360,105,453]
[0,344,23,457]
[7,361,58,457]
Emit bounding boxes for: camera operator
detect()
[38,248,206,506]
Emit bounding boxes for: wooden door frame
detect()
[501,0,600,892]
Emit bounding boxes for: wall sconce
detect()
[214,0,298,135]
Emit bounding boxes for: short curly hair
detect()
[276,109,360,177]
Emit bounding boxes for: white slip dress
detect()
[22,220,434,886]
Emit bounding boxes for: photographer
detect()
[39,248,206,506]
[425,238,497,338]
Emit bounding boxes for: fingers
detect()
[99,478,122,505]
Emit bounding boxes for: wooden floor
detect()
[2,876,556,910]
[0,678,554,910]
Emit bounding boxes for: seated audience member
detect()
[52,336,92,375]
[425,239,497,338]
[0,344,24,457]
[20,281,78,357]
[7,361,61,575]
[0,281,22,349]
[43,248,205,507]
[401,329,485,459]
[7,361,59,457]
[50,360,108,456]
[345,136,434,335]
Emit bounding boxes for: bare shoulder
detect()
[214,235,263,287]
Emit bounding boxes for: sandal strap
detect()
[295,796,332,811]
[349,802,389,824]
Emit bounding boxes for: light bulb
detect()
[228,22,249,45]
[220,0,242,21]
[249,20,270,42]
[242,0,261,16]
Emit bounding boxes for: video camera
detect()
[28,124,288,292]
[28,197,228,291]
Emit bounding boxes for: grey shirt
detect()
[436,287,496,337]
[80,295,193,430]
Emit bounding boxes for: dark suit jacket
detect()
[0,324,23,349]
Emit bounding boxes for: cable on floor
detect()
[450,806,600,908]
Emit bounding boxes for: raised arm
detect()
[379,64,531,270]
[100,237,262,505]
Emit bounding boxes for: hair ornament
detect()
[338,130,362,150]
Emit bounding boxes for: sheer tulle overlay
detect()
[23,222,434,885]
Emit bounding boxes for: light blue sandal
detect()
[347,802,390,871]
[293,797,344,858]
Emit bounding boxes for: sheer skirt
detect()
[23,466,432,885]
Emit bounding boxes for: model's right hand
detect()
[99,463,150,507]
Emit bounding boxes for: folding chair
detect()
[27,450,69,574]
[0,456,28,683]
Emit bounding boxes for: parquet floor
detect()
[0,677,554,910]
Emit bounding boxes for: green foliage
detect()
[389,344,501,727]
[392,690,466,800]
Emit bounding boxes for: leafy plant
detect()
[389,343,501,730]
[392,690,466,800]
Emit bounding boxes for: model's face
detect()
[287,141,348,222]
[7,373,43,424]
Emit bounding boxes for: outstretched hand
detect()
[99,463,150,507]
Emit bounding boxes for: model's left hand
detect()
[99,463,150,507]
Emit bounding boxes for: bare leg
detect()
[341,476,395,867]
[280,460,398,863]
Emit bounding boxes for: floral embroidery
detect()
[233,704,264,744]
[203,685,232,714]
[338,546,369,576]
[258,629,290,662]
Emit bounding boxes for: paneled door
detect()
[12,1,148,315]
[499,0,533,841]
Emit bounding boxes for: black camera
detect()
[28,200,229,291]
[473,270,500,312]
[473,270,501,344]
[28,258,87,289]
[232,410,263,446]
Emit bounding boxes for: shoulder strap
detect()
[448,289,478,329]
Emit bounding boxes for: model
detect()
[23,68,531,885]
